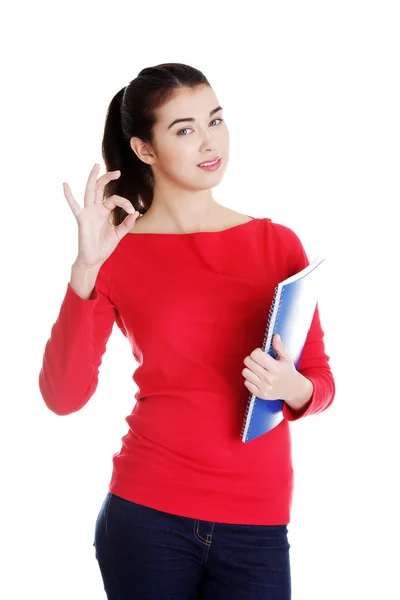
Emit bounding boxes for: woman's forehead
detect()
[158,86,219,121]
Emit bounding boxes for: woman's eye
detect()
[177,118,224,136]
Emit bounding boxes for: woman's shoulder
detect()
[268,219,302,246]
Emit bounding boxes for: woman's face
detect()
[133,85,230,191]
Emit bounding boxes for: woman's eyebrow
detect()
[167,106,223,130]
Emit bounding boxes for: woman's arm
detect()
[38,261,116,416]
[271,222,336,422]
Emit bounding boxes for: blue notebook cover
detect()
[241,255,327,443]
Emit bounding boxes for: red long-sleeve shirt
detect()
[38,216,335,525]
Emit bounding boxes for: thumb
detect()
[116,212,139,238]
[273,333,290,361]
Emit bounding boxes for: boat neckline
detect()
[125,215,259,237]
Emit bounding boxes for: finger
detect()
[94,170,122,205]
[63,182,82,219]
[103,195,137,215]
[244,380,259,394]
[250,349,276,369]
[244,359,266,380]
[242,367,261,386]
[84,163,100,207]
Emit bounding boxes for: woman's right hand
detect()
[63,163,141,268]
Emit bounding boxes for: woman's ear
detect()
[130,137,156,165]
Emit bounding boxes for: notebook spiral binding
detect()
[240,285,286,441]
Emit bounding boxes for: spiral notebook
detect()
[241,255,327,443]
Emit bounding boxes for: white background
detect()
[2,1,399,598]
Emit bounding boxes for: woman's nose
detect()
[200,132,217,152]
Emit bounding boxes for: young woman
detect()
[38,62,335,600]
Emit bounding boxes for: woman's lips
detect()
[197,157,222,171]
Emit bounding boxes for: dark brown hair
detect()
[102,63,210,226]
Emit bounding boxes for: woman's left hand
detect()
[242,333,302,402]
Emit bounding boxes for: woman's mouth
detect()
[197,157,222,171]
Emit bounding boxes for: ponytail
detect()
[102,86,153,227]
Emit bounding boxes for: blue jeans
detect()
[93,491,291,599]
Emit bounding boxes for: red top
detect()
[39,217,335,525]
